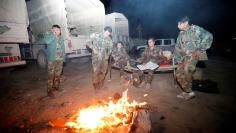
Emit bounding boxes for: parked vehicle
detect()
[132,38,176,59]
[105,12,130,50]
[0,0,29,68]
[25,0,105,67]
[1,0,132,68]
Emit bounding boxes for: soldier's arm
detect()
[175,32,183,52]
[108,41,113,56]
[86,33,99,54]
[175,33,186,62]
[44,32,55,44]
[124,49,129,60]
[200,29,213,50]
[175,37,180,51]
[159,49,163,56]
[191,26,213,58]
[138,48,147,63]
[105,40,113,60]
[153,47,161,57]
[193,26,213,51]
[86,33,96,49]
[86,42,98,54]
[156,48,164,64]
[61,36,66,62]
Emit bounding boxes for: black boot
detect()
[55,87,63,92]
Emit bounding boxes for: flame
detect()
[65,89,147,132]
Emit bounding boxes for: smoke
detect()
[107,0,231,39]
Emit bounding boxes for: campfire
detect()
[64,89,151,133]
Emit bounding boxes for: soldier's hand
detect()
[180,51,186,56]
[93,49,98,54]
[105,56,109,61]
[159,49,163,56]
[192,50,202,58]
[136,58,143,63]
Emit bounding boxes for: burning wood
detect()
[64,89,151,133]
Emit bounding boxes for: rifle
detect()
[108,54,113,81]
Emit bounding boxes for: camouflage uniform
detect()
[87,33,113,89]
[44,32,65,94]
[139,46,163,85]
[112,47,129,77]
[175,25,213,92]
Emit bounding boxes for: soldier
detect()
[44,25,66,98]
[138,38,163,89]
[112,41,129,81]
[87,26,113,90]
[175,16,213,100]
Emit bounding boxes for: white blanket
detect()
[137,61,159,70]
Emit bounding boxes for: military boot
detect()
[54,86,63,92]
[93,83,100,90]
[138,81,146,89]
[47,91,55,99]
[145,83,151,89]
[120,75,125,84]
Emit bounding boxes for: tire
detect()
[37,50,47,68]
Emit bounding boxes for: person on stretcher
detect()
[136,38,164,89]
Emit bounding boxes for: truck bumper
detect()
[0,60,26,68]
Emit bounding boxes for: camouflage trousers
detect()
[92,57,108,89]
[47,60,63,93]
[141,69,154,84]
[132,69,154,87]
[176,56,198,92]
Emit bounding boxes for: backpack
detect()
[192,80,219,94]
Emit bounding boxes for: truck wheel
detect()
[37,50,47,68]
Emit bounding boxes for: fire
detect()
[65,89,147,132]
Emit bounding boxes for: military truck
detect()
[25,0,105,67]
[0,0,29,68]
[105,12,130,50]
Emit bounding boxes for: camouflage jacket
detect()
[87,33,113,61]
[44,32,65,62]
[140,46,163,64]
[175,25,213,62]
[112,48,129,63]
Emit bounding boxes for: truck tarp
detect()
[0,0,29,43]
[27,0,105,40]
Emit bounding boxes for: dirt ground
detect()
[0,56,236,133]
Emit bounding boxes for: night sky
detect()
[101,0,235,43]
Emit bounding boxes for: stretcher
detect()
[110,57,177,80]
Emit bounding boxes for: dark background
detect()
[101,0,236,57]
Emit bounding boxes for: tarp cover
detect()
[0,0,28,24]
